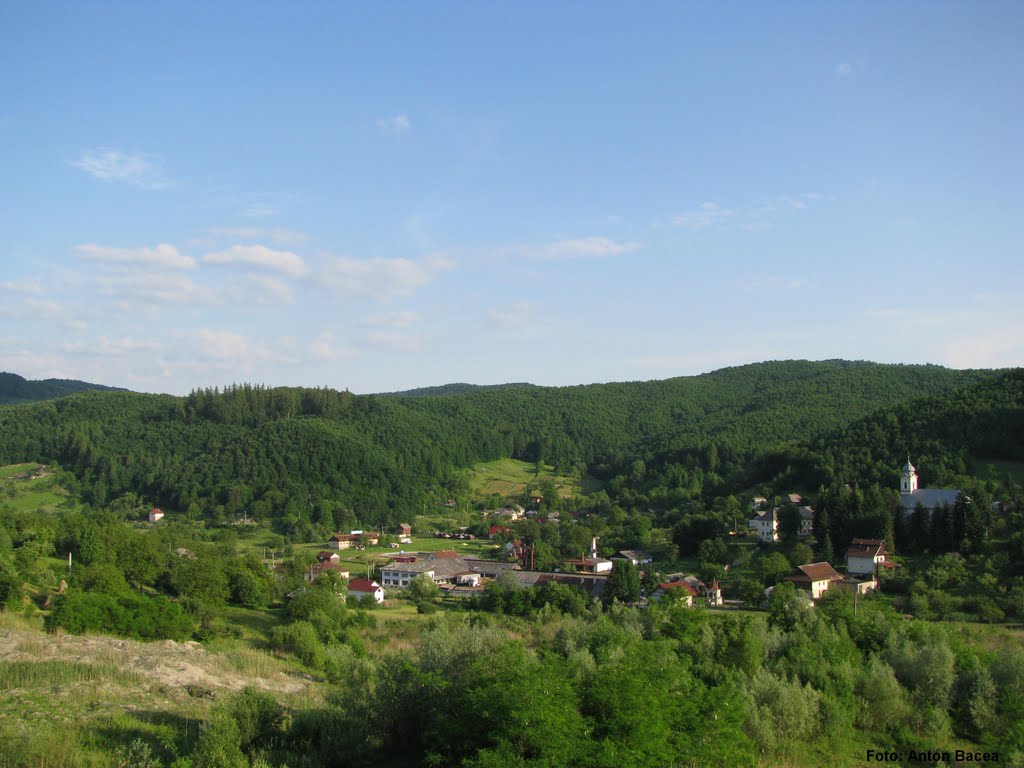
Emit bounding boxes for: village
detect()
[177,456,958,613]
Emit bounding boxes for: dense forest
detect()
[0,361,1014,536]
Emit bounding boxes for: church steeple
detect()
[901,455,918,494]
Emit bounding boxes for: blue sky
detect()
[2,1,1022,394]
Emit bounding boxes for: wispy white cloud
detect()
[76,243,196,270]
[62,336,160,357]
[672,201,735,231]
[377,114,411,135]
[242,273,294,304]
[529,236,640,260]
[0,296,84,330]
[0,278,43,295]
[0,294,88,335]
[365,330,425,351]
[320,256,453,301]
[94,271,219,307]
[362,311,419,328]
[672,194,830,233]
[863,299,1024,370]
[194,329,254,363]
[71,148,168,189]
[309,331,359,363]
[486,302,547,339]
[242,203,279,218]
[942,327,1024,369]
[743,193,831,230]
[203,244,307,276]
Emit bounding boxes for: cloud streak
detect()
[377,114,411,134]
[320,256,452,301]
[672,201,735,231]
[529,236,640,260]
[203,244,307,276]
[71,148,168,188]
[76,243,196,270]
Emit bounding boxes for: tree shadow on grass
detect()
[94,708,202,765]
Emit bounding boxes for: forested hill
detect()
[397,360,992,467]
[0,360,1010,531]
[0,372,126,405]
[804,366,1024,489]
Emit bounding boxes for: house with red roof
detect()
[652,581,698,606]
[148,508,164,523]
[347,578,385,604]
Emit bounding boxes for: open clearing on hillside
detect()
[0,463,74,513]
[466,457,581,498]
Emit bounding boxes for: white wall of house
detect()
[846,554,882,576]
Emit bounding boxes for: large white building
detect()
[898,458,960,513]
[749,507,779,543]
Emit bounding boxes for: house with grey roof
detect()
[612,549,654,565]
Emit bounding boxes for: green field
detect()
[465,457,582,498]
[0,463,75,513]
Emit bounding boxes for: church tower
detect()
[900,456,918,494]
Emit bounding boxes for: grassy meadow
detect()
[465,457,582,498]
[0,463,76,514]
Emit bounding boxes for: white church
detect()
[898,457,961,513]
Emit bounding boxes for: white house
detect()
[749,508,780,543]
[347,578,384,604]
[783,562,843,599]
[148,508,165,523]
[846,538,886,576]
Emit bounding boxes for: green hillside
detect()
[0,361,1008,533]
[0,372,125,405]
